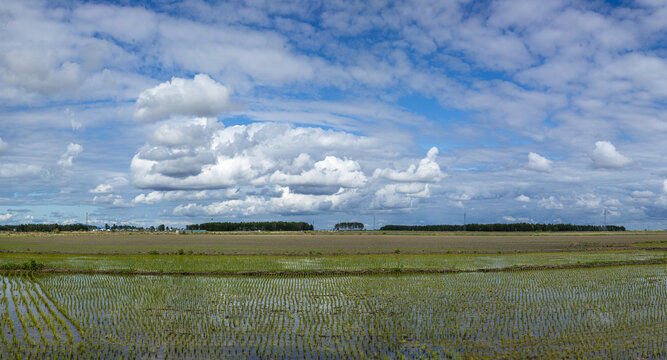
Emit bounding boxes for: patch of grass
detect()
[0,259,45,271]
[0,250,663,273]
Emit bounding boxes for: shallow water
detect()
[1,265,665,359]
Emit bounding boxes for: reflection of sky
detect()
[0,1,666,230]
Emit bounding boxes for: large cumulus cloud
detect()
[134,74,234,122]
[131,118,444,215]
[129,75,446,216]
[590,141,632,169]
[130,118,380,190]
[373,147,444,182]
[525,152,552,172]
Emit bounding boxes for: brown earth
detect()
[1,230,665,255]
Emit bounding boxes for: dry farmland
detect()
[1,230,665,255]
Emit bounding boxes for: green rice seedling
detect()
[2,263,665,359]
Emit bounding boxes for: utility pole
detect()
[373,216,376,231]
[463,212,467,231]
[603,208,607,230]
[85,212,88,228]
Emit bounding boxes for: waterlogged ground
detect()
[1,265,665,359]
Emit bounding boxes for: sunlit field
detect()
[1,265,665,359]
[0,250,665,274]
[1,231,665,255]
[1,231,665,358]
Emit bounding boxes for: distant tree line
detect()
[104,224,147,231]
[186,222,313,232]
[0,223,93,232]
[334,222,364,231]
[380,223,626,232]
[0,223,156,232]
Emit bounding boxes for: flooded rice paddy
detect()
[1,264,665,359]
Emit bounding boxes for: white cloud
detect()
[538,196,564,210]
[57,143,83,168]
[0,164,42,178]
[525,152,552,172]
[372,183,431,209]
[516,194,531,202]
[88,177,128,196]
[0,213,14,222]
[0,138,8,155]
[130,117,445,212]
[132,189,235,204]
[149,118,219,146]
[131,120,376,190]
[174,186,358,216]
[574,193,601,209]
[4,1,667,228]
[0,2,153,104]
[631,190,654,198]
[663,179,667,194]
[590,141,632,169]
[90,184,113,194]
[502,216,516,222]
[269,156,367,188]
[134,74,234,122]
[92,194,132,207]
[604,199,622,207]
[0,51,83,96]
[373,147,445,182]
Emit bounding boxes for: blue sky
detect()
[1,0,666,230]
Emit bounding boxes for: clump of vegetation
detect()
[186,221,313,231]
[334,222,364,231]
[0,259,45,270]
[381,223,626,232]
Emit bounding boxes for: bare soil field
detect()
[1,230,665,255]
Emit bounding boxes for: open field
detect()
[0,250,665,274]
[1,231,664,359]
[1,265,665,359]
[1,231,666,255]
